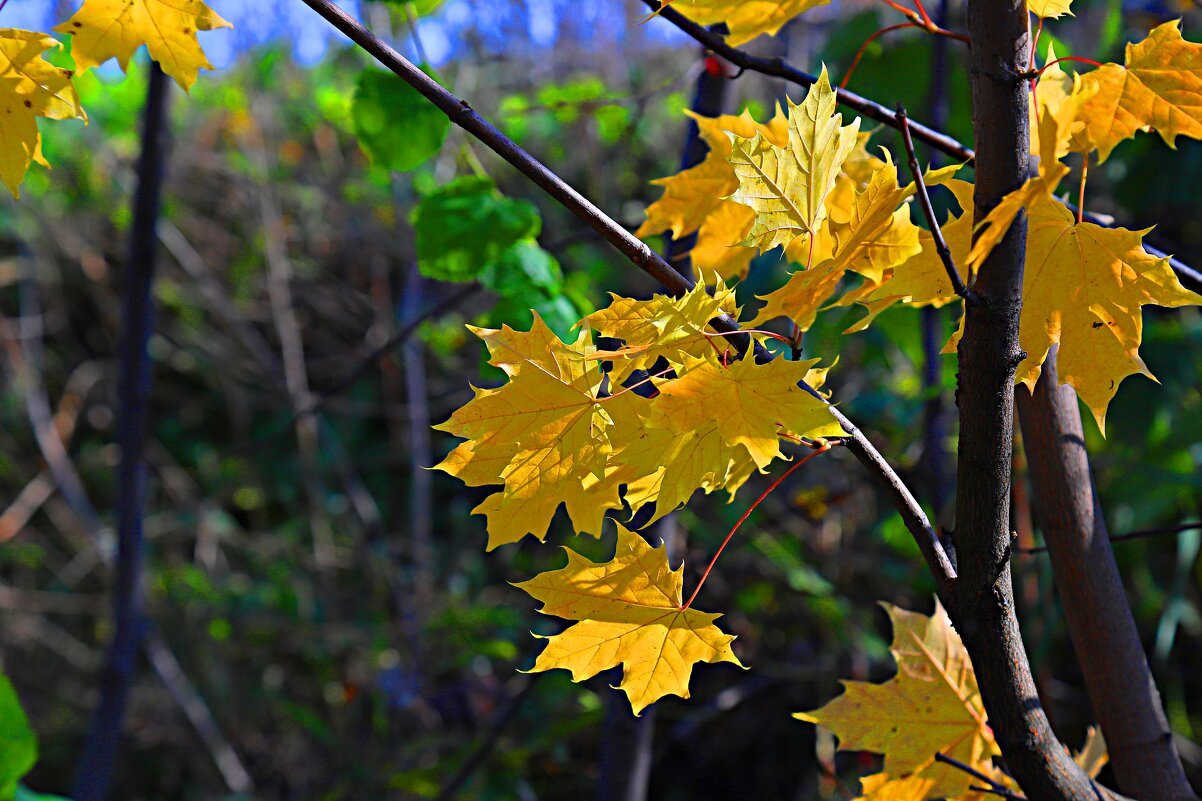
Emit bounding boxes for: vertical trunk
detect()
[1017,350,1199,801]
[73,62,171,801]
[949,4,1097,799]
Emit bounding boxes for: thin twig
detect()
[434,677,541,801]
[935,752,1027,801]
[640,0,974,161]
[300,0,958,587]
[896,104,974,303]
[1015,522,1202,555]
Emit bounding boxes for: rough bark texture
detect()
[949,4,1099,800]
[1017,351,1199,801]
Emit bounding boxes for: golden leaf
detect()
[434,315,628,548]
[795,601,999,801]
[1011,195,1201,431]
[0,30,86,197]
[56,0,232,90]
[517,525,742,715]
[586,279,740,383]
[1077,21,1202,162]
[648,352,845,469]
[727,67,861,254]
[668,0,832,46]
[1028,0,1073,18]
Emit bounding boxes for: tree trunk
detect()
[1017,349,1199,801]
[948,3,1098,799]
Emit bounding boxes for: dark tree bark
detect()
[72,62,171,801]
[948,3,1099,799]
[1017,350,1199,801]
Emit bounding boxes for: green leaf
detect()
[378,0,445,16]
[412,177,541,282]
[352,66,450,172]
[478,240,563,299]
[0,674,36,801]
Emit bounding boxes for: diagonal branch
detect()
[640,0,974,161]
[638,0,1202,294]
[297,0,957,587]
[897,104,974,303]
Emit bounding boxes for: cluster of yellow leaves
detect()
[517,526,742,714]
[797,602,1108,801]
[435,283,846,710]
[0,0,229,197]
[637,38,1202,429]
[435,280,845,551]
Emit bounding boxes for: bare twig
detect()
[640,0,974,162]
[246,101,337,572]
[299,0,957,587]
[143,631,253,794]
[897,104,974,303]
[935,752,1027,801]
[1015,522,1202,555]
[434,676,541,801]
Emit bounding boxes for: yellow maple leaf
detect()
[751,155,926,329]
[1077,20,1202,162]
[0,30,86,198]
[691,200,758,280]
[637,106,787,279]
[796,601,999,801]
[1028,0,1072,18]
[586,278,740,383]
[966,84,1090,273]
[434,315,631,549]
[517,525,743,715]
[859,178,974,317]
[56,0,232,91]
[728,67,860,255]
[1012,194,1202,431]
[648,352,845,469]
[668,0,832,46]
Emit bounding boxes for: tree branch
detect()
[951,3,1102,798]
[639,0,974,162]
[1016,353,1199,801]
[637,0,1202,294]
[298,0,957,587]
[1014,522,1202,555]
[897,104,974,303]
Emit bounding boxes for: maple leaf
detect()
[1076,20,1202,162]
[750,155,929,330]
[55,0,232,91]
[668,0,831,46]
[966,84,1091,273]
[516,525,742,715]
[434,315,631,549]
[0,30,86,198]
[1009,194,1202,430]
[796,601,999,801]
[857,178,974,319]
[648,352,845,469]
[727,67,861,255]
[636,106,787,279]
[586,278,740,383]
[1028,0,1072,18]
